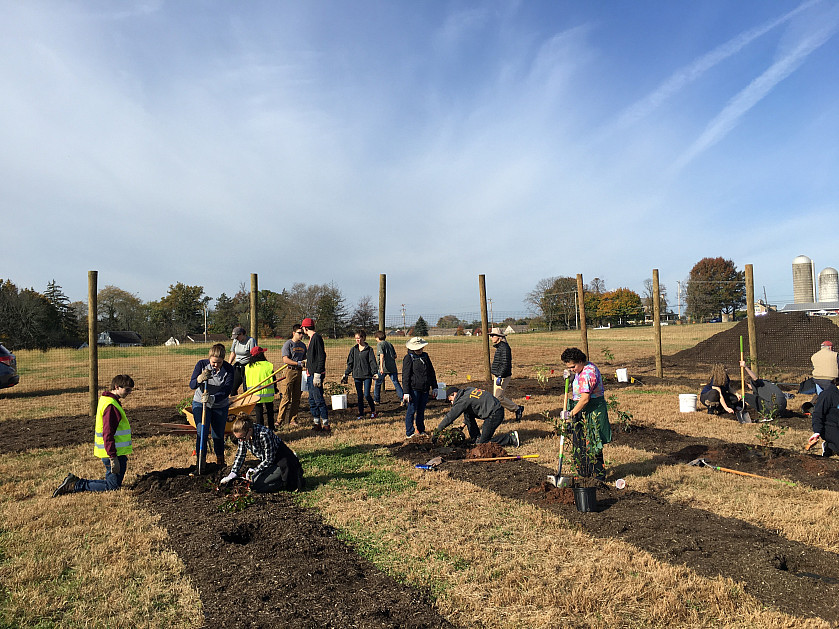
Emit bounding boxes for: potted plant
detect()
[325,381,349,410]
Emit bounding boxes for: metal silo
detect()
[819,267,839,302]
[793,255,815,303]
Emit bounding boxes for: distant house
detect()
[503,324,529,335]
[98,331,143,347]
[427,327,458,337]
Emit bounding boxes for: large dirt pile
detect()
[668,311,839,371]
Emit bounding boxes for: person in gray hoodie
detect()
[342,330,379,419]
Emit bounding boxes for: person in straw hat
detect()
[402,337,438,438]
[489,327,525,420]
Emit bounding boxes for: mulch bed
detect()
[393,435,839,624]
[132,465,453,629]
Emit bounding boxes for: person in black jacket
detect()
[489,327,524,420]
[808,378,839,456]
[342,330,379,419]
[434,386,519,447]
[301,317,330,432]
[402,337,437,438]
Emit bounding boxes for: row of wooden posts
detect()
[84,266,760,417]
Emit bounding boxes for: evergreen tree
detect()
[413,316,429,336]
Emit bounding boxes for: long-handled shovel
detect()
[547,433,570,487]
[197,381,208,475]
[688,458,795,486]
[463,454,540,463]
[735,336,751,423]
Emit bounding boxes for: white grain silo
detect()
[793,255,816,303]
[819,267,839,302]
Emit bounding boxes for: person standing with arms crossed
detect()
[301,317,330,432]
[53,375,135,497]
[278,324,307,428]
[489,327,524,420]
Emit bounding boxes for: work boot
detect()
[53,473,80,498]
[312,423,322,432]
[515,405,524,420]
[216,453,226,468]
[321,424,332,433]
[823,442,835,457]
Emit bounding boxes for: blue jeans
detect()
[192,403,229,458]
[374,373,404,403]
[77,455,128,492]
[307,374,329,424]
[354,378,375,414]
[405,389,429,436]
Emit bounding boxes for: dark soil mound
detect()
[668,311,839,371]
[132,466,453,629]
[466,443,508,459]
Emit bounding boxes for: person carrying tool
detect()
[190,343,234,466]
[433,386,520,446]
[301,317,330,432]
[808,377,839,457]
[229,326,256,394]
[219,417,304,492]
[373,330,404,404]
[489,327,525,420]
[738,360,787,417]
[342,329,379,419]
[244,346,277,431]
[560,347,611,482]
[278,324,307,428]
[53,375,135,497]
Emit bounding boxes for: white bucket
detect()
[302,371,309,392]
[616,368,629,383]
[679,394,698,412]
[331,394,347,410]
[436,382,447,400]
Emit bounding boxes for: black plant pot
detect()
[573,486,597,512]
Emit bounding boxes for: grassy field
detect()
[1,325,833,627]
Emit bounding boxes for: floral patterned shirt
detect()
[572,362,605,400]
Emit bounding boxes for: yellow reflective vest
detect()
[245,360,275,404]
[94,394,132,458]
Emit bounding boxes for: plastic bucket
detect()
[573,486,597,512]
[679,393,698,412]
[436,382,447,400]
[331,394,347,410]
[616,368,629,382]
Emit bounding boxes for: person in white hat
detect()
[489,327,524,420]
[402,337,437,438]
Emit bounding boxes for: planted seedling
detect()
[217,478,256,513]
[755,422,786,459]
[607,394,634,433]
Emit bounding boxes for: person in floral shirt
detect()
[560,347,612,481]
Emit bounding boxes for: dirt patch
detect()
[132,466,453,629]
[465,443,508,459]
[392,440,839,623]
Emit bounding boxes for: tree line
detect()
[525,257,745,329]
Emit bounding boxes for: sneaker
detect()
[370,412,377,419]
[823,442,834,457]
[356,415,364,421]
[53,472,80,498]
[511,430,520,447]
[406,432,416,439]
[515,405,524,420]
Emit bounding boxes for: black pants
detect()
[253,401,275,431]
[464,407,514,446]
[232,363,247,395]
[700,388,741,411]
[250,443,304,493]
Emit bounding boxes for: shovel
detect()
[547,433,571,487]
[735,336,751,423]
[688,458,795,486]
[197,381,208,475]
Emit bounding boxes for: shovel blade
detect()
[736,409,752,423]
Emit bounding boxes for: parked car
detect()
[0,345,19,389]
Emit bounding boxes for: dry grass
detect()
[1,326,834,627]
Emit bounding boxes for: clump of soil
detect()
[466,443,508,459]
[527,482,576,505]
[668,311,839,371]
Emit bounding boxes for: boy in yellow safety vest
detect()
[245,347,277,431]
[53,374,134,497]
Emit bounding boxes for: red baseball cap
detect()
[250,346,266,356]
[301,318,314,328]
[822,341,833,348]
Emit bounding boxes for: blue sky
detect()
[3,0,838,318]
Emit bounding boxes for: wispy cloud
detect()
[673,7,839,171]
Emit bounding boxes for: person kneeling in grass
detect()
[53,375,135,497]
[219,417,304,492]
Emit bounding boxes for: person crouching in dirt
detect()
[220,418,304,492]
[432,386,520,447]
[699,363,742,416]
[560,348,612,482]
[190,343,234,467]
[738,360,787,418]
[53,374,135,497]
[808,378,839,457]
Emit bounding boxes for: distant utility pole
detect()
[401,304,406,328]
[677,281,682,320]
[488,299,494,325]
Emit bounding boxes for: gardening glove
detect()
[313,373,322,387]
[297,361,304,368]
[809,433,821,445]
[563,369,570,379]
[197,368,212,383]
[201,390,211,404]
[219,471,237,485]
[559,410,572,420]
[245,468,257,481]
[403,393,411,404]
[431,388,438,398]
[495,377,502,386]
[109,457,121,476]
[341,374,349,385]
